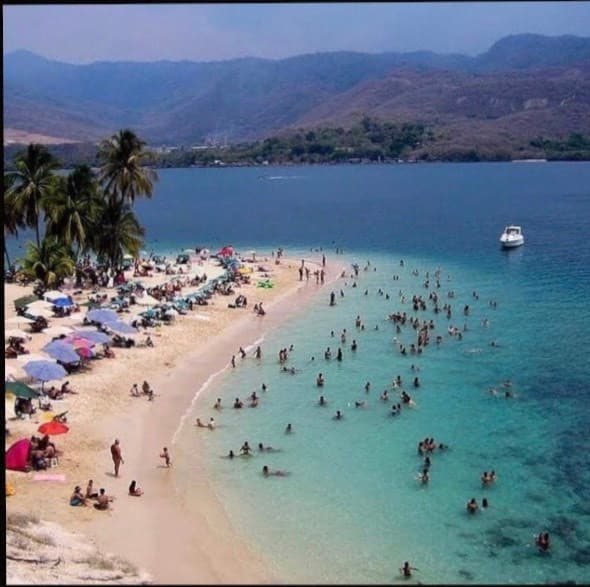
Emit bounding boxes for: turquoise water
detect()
[7,163,590,583]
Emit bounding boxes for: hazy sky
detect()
[3,2,590,63]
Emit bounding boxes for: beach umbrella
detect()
[43,290,68,303]
[27,300,54,312]
[5,329,31,341]
[135,294,159,306]
[26,307,55,319]
[53,297,74,308]
[71,330,111,344]
[38,421,69,436]
[76,347,94,359]
[13,294,40,311]
[41,325,74,337]
[23,360,67,383]
[5,364,22,382]
[17,353,55,364]
[64,335,95,348]
[87,308,119,323]
[217,245,235,257]
[104,320,138,335]
[42,341,80,364]
[5,316,35,326]
[5,381,40,399]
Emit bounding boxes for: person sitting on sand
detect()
[70,485,87,506]
[85,479,98,500]
[94,488,113,510]
[130,383,141,397]
[104,344,115,358]
[128,480,143,496]
[61,381,76,394]
[47,386,64,400]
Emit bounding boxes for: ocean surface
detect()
[8,162,590,584]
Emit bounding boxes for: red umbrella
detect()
[38,421,69,435]
[217,245,235,257]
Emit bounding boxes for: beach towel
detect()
[5,438,31,472]
[33,473,66,482]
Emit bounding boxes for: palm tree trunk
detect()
[4,237,13,272]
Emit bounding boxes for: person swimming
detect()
[262,465,290,477]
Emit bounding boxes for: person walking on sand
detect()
[160,447,171,467]
[111,439,124,477]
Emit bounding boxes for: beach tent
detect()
[5,438,31,472]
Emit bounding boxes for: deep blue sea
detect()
[7,163,590,584]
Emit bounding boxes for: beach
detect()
[5,250,343,584]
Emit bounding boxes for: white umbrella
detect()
[5,364,22,381]
[26,307,55,319]
[41,325,74,337]
[135,294,159,306]
[17,353,55,364]
[4,316,35,325]
[27,300,54,311]
[44,290,68,302]
[5,329,31,340]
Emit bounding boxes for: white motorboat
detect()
[499,225,524,248]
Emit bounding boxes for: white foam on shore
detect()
[171,335,265,445]
[171,364,229,446]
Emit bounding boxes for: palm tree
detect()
[97,129,158,205]
[90,199,145,272]
[4,173,23,272]
[21,236,76,288]
[44,165,102,261]
[6,144,60,248]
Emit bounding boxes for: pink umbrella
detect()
[76,347,94,359]
[64,336,95,349]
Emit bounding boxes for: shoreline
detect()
[5,251,346,584]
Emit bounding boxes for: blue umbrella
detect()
[42,340,80,364]
[104,320,138,335]
[24,360,67,383]
[72,330,111,344]
[87,308,119,323]
[53,297,74,308]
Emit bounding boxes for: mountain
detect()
[3,34,590,148]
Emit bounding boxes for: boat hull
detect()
[500,237,524,248]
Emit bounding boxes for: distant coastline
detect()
[4,121,590,172]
